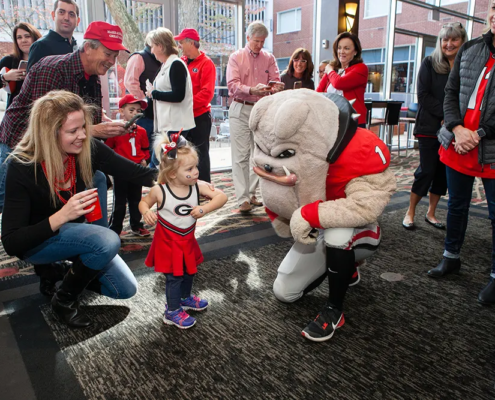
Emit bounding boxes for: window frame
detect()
[364,0,402,19]
[276,7,302,34]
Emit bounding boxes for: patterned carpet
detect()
[0,149,488,284]
[34,202,495,399]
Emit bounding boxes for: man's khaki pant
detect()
[228,101,259,206]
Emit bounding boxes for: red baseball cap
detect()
[118,94,148,110]
[84,21,129,53]
[174,28,201,42]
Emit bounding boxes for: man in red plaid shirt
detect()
[0,21,131,210]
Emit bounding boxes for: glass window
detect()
[367,65,385,93]
[362,49,382,64]
[364,0,402,18]
[276,57,290,72]
[0,0,87,34]
[392,46,410,62]
[277,8,301,34]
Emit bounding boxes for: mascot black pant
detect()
[302,247,356,310]
[326,247,356,310]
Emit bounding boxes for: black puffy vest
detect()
[129,46,161,120]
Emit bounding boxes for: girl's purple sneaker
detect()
[163,306,196,329]
[180,295,208,311]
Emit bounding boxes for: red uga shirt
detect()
[326,128,391,200]
[440,56,495,178]
[105,125,150,164]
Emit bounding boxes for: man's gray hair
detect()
[80,39,101,52]
[185,38,200,49]
[247,21,268,38]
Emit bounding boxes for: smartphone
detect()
[124,113,144,130]
[293,81,303,90]
[267,81,279,88]
[18,60,27,70]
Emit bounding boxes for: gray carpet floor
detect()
[37,203,495,399]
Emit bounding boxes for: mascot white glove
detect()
[290,207,319,245]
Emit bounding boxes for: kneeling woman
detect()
[1,90,156,328]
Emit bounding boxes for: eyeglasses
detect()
[293,59,308,63]
[443,22,463,29]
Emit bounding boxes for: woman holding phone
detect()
[280,48,315,90]
[0,22,41,108]
[1,90,157,328]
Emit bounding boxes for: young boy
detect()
[106,94,151,237]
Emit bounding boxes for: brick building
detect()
[272,0,314,72]
[272,0,489,103]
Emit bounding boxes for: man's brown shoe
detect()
[250,196,263,207]
[239,201,252,213]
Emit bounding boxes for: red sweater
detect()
[439,57,495,178]
[181,52,216,118]
[316,63,368,125]
[105,125,150,164]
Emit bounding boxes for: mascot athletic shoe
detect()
[302,304,345,342]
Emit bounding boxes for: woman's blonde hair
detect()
[9,90,95,206]
[146,27,179,56]
[156,134,198,184]
[430,22,467,74]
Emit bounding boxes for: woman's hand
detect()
[140,159,147,167]
[190,206,207,219]
[49,189,98,231]
[453,125,479,154]
[3,69,26,82]
[143,209,157,225]
[325,64,334,74]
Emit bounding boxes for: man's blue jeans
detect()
[445,166,495,275]
[137,117,155,168]
[23,223,137,299]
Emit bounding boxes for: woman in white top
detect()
[146,28,195,164]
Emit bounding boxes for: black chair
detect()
[399,102,418,157]
[365,101,373,130]
[383,101,403,154]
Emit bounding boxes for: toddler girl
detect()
[139,131,227,329]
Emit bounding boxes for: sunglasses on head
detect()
[443,22,463,29]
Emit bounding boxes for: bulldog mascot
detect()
[249,90,396,342]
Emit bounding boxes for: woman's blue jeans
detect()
[445,166,495,275]
[23,223,137,299]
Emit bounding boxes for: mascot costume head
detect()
[249,89,396,342]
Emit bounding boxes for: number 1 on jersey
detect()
[129,137,137,157]
[375,145,386,165]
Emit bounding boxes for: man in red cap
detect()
[175,28,216,182]
[106,94,151,237]
[0,21,140,296]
